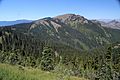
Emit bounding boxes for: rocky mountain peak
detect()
[30,14,92,31]
[54,14,89,24]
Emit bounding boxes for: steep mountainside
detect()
[0,14,120,51]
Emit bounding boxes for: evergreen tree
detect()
[97,46,113,80]
[40,47,55,71]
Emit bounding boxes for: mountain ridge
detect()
[0,14,120,51]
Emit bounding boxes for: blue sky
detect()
[0,0,120,21]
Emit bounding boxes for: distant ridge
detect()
[0,20,33,26]
[92,19,120,30]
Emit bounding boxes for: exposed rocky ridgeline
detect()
[54,14,90,24]
[30,14,91,32]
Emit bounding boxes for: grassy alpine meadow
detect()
[0,63,87,80]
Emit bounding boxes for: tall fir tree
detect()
[40,47,55,71]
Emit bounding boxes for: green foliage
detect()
[97,63,113,80]
[0,63,86,80]
[96,46,120,80]
[0,43,120,80]
[40,47,55,71]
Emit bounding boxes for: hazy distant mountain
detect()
[0,20,33,26]
[98,19,120,22]
[92,19,120,30]
[1,14,120,51]
[97,19,114,23]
